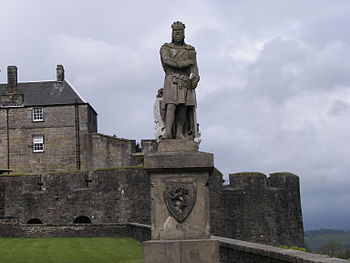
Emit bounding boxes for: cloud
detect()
[0,0,349,230]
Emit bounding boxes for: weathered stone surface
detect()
[160,21,200,140]
[209,171,305,247]
[0,103,139,174]
[84,133,140,170]
[150,172,210,240]
[144,150,213,172]
[0,105,90,173]
[215,236,348,263]
[144,239,220,263]
[0,166,304,247]
[157,139,198,152]
[0,168,150,226]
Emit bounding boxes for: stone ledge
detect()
[157,139,198,153]
[144,151,213,172]
[213,235,348,263]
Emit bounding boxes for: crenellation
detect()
[229,172,268,190]
[210,170,304,247]
[269,172,299,189]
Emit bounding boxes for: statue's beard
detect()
[172,34,184,44]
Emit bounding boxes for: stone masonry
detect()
[0,164,304,247]
[0,66,305,248]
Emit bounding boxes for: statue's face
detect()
[172,28,184,43]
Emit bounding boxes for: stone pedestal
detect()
[144,239,220,263]
[144,140,220,263]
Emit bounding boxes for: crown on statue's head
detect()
[171,21,185,30]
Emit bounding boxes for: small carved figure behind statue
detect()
[159,21,200,141]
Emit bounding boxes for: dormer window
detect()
[33,107,44,121]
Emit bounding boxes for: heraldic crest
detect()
[164,181,196,222]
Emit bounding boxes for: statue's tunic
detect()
[160,42,199,106]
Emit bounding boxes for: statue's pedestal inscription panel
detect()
[144,140,220,263]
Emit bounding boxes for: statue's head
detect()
[171,21,185,44]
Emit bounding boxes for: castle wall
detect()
[0,166,303,247]
[0,168,150,225]
[83,134,140,171]
[210,171,304,247]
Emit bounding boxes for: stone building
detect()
[0,66,305,248]
[0,66,139,174]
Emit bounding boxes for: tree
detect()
[316,241,344,257]
[337,246,350,260]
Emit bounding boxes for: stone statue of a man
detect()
[160,21,200,140]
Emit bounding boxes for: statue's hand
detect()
[190,75,200,89]
[191,80,199,89]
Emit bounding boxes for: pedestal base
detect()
[144,239,220,263]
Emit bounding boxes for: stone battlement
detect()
[0,166,304,248]
[228,171,300,190]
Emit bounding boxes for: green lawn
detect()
[0,238,143,263]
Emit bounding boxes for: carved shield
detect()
[164,181,196,222]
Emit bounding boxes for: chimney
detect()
[2,65,23,106]
[56,65,65,81]
[7,66,18,93]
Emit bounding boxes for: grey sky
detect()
[0,0,349,230]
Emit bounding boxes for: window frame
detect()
[32,107,44,122]
[33,135,44,153]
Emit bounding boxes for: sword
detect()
[189,73,198,139]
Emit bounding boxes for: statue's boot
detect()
[162,131,173,139]
[176,125,186,140]
[176,132,186,140]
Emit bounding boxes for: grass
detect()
[0,238,143,263]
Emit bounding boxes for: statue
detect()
[153,88,166,140]
[159,21,200,140]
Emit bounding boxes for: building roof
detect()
[0,80,85,107]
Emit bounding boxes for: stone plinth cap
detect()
[144,151,213,172]
[157,139,198,153]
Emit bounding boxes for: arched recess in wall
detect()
[27,218,43,224]
[73,216,92,224]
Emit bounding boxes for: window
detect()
[33,107,43,121]
[33,135,44,152]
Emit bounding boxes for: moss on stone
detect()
[94,166,143,172]
[0,173,38,177]
[47,170,87,175]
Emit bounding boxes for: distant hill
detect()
[305,229,350,251]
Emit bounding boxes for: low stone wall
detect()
[214,236,348,263]
[0,222,151,239]
[127,223,151,242]
[0,223,130,238]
